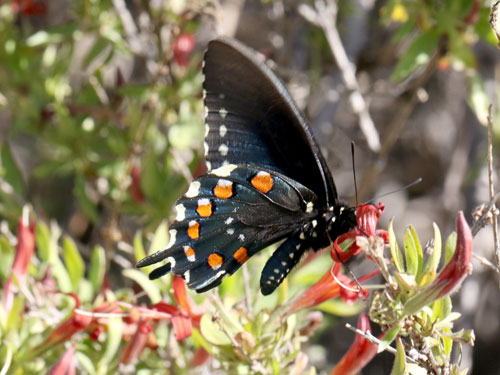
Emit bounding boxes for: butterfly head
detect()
[326,204,357,239]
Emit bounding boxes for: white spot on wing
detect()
[175,204,186,221]
[205,124,210,137]
[281,261,287,266]
[218,144,229,156]
[219,108,228,119]
[165,230,177,249]
[184,270,190,283]
[166,256,176,268]
[211,164,237,177]
[274,269,280,274]
[306,202,314,213]
[238,234,245,241]
[312,220,318,228]
[219,125,227,137]
[225,217,234,225]
[186,181,201,198]
[204,142,209,157]
[217,179,232,187]
[226,228,235,235]
[198,198,210,206]
[299,232,305,240]
[206,161,212,171]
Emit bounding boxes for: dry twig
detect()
[299,0,380,152]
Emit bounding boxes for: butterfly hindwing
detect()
[137,164,319,292]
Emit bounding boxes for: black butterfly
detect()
[136,37,356,295]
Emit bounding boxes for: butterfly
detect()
[136,37,356,295]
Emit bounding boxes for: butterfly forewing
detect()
[203,38,337,207]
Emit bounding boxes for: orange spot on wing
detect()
[196,199,213,217]
[234,247,249,264]
[208,253,223,270]
[251,172,273,193]
[214,181,233,199]
[184,246,196,261]
[187,221,200,239]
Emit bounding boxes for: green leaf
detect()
[35,222,52,262]
[442,327,453,356]
[200,313,231,346]
[149,221,169,255]
[444,232,457,266]
[1,142,25,197]
[122,268,161,303]
[133,231,146,262]
[89,245,106,295]
[97,317,122,372]
[467,74,489,126]
[391,337,406,375]
[62,236,84,292]
[432,296,452,321]
[389,218,404,272]
[404,226,422,277]
[379,322,401,352]
[421,223,442,284]
[391,27,440,81]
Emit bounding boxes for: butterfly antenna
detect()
[351,141,359,206]
[367,177,423,204]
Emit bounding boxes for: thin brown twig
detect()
[299,0,380,152]
[487,105,500,270]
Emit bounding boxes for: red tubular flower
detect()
[192,347,211,367]
[130,165,145,203]
[403,211,472,316]
[331,203,387,263]
[11,0,47,15]
[330,314,378,375]
[43,295,92,347]
[121,320,153,364]
[2,214,36,313]
[48,344,76,375]
[172,34,195,67]
[287,263,375,314]
[150,276,204,341]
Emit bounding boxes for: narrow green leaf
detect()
[391,337,406,375]
[97,317,122,370]
[122,268,161,303]
[62,236,84,292]
[429,223,442,274]
[391,27,440,81]
[379,322,401,352]
[442,327,453,356]
[149,221,169,255]
[133,231,146,262]
[89,245,106,295]
[444,232,457,265]
[404,226,422,276]
[318,299,364,317]
[1,142,25,196]
[35,222,51,262]
[388,218,404,272]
